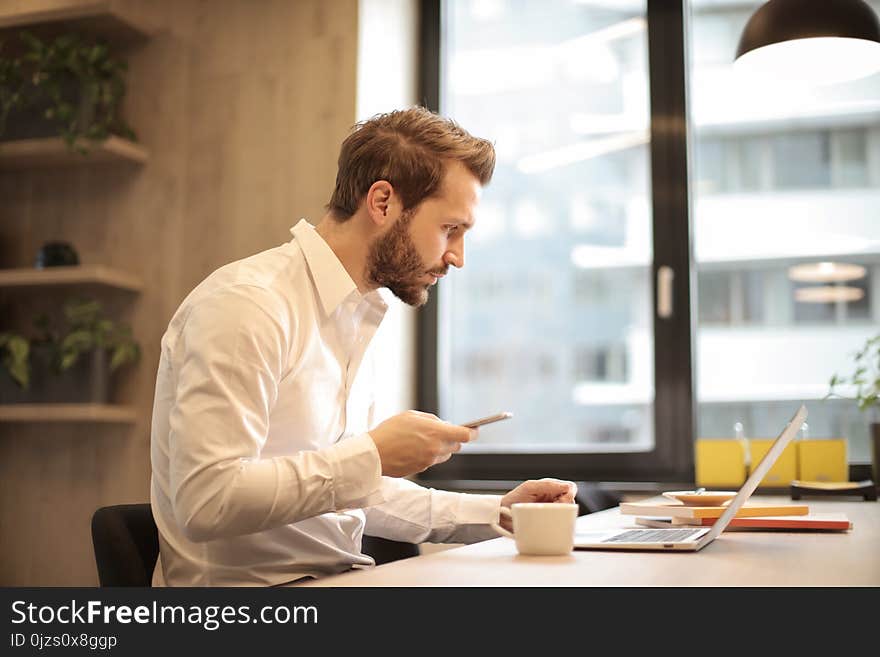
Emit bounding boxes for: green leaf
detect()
[60,329,94,353]
[6,335,28,361]
[64,298,102,325]
[109,344,132,371]
[832,333,880,414]
[96,318,114,335]
[1,333,30,388]
[8,361,29,388]
[858,394,878,411]
[59,350,79,371]
[19,31,42,52]
[55,34,77,51]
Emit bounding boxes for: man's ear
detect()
[365,180,396,227]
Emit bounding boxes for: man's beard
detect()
[366,209,444,307]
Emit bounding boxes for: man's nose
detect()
[444,246,464,269]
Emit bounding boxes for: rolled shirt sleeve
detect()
[362,476,503,545]
[167,286,385,543]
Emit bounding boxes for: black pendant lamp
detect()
[735,0,880,84]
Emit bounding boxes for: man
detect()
[150,106,577,586]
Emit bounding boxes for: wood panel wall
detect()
[0,0,359,585]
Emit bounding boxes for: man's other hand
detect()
[497,478,578,531]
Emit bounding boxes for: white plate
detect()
[662,490,737,506]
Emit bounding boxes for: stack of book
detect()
[620,501,852,531]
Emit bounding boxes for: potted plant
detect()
[0,297,140,403]
[825,333,880,484]
[0,30,136,153]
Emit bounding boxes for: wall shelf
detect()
[0,136,149,170]
[0,1,158,46]
[0,265,143,293]
[0,404,137,423]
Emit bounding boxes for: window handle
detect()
[657,266,674,319]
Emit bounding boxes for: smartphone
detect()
[462,411,513,428]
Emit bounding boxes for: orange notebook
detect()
[620,501,809,519]
[635,513,851,531]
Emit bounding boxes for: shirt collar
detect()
[290,219,387,317]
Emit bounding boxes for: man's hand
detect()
[498,478,578,531]
[369,410,476,477]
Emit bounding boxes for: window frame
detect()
[415,0,696,484]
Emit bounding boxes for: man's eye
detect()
[445,225,458,234]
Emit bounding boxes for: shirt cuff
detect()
[327,433,386,509]
[443,491,503,525]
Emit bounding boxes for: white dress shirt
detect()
[150,219,502,586]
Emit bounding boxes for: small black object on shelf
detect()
[790,479,877,502]
[35,241,79,268]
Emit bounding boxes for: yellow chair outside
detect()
[797,439,848,483]
[749,438,798,487]
[695,438,748,487]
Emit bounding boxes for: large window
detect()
[690,0,880,464]
[419,0,879,482]
[439,0,655,456]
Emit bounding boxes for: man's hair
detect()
[326,106,496,220]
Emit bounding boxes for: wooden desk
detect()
[301,497,880,586]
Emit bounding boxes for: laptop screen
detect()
[702,405,807,541]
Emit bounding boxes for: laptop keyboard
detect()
[602,528,702,543]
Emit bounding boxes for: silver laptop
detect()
[573,404,807,552]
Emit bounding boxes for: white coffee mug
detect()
[490,502,578,556]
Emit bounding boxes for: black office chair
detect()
[91,503,159,587]
[362,535,420,565]
[90,503,418,586]
[575,482,623,515]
